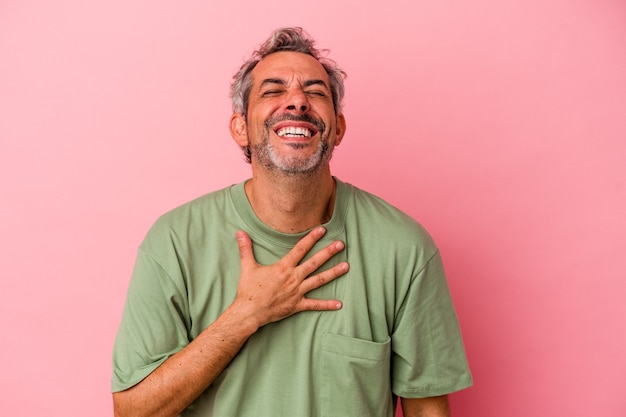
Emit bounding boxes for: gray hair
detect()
[230,27,346,118]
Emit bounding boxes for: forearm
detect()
[113,302,259,417]
[401,395,450,417]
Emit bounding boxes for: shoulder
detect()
[340,180,437,248]
[141,183,238,249]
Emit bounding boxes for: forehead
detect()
[251,51,330,88]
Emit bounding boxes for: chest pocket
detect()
[321,333,393,417]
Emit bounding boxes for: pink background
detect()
[1,1,625,415]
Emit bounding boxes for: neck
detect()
[245,166,336,233]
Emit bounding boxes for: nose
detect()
[285,90,309,113]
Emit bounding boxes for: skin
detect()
[229,51,346,233]
[402,396,450,417]
[113,51,449,417]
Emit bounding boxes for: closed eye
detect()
[261,89,284,96]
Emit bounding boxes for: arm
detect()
[401,396,450,417]
[113,302,258,417]
[113,227,349,417]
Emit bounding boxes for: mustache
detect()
[264,113,326,133]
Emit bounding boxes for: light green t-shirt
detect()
[112,178,472,416]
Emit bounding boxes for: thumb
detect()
[235,230,256,267]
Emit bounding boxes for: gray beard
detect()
[250,113,333,175]
[252,134,333,175]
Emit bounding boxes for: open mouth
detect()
[276,126,313,138]
[268,114,324,140]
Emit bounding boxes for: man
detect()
[112,27,472,417]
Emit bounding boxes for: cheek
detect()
[247,118,273,141]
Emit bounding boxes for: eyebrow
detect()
[259,78,286,88]
[303,79,329,88]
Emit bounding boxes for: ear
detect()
[334,113,347,146]
[229,113,248,146]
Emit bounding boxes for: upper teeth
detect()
[277,127,312,137]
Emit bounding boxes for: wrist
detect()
[223,298,263,336]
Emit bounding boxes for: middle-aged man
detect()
[112,27,473,417]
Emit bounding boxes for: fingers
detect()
[299,298,343,311]
[237,227,347,279]
[297,258,349,313]
[296,240,346,279]
[238,227,327,268]
[282,226,328,265]
[301,260,350,294]
[235,230,256,268]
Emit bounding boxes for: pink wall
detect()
[1,1,625,415]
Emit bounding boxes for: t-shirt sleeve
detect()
[111,245,191,392]
[390,250,473,398]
